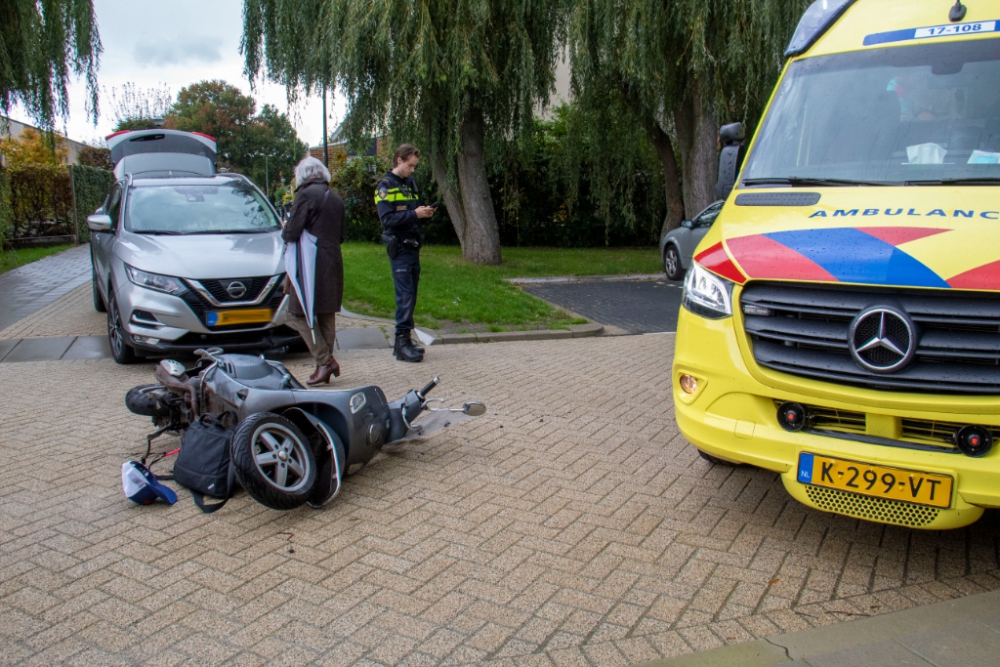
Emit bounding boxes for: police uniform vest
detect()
[375,171,422,242]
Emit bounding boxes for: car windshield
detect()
[743,39,1000,186]
[126,180,280,234]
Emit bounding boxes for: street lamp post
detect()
[322,83,329,168]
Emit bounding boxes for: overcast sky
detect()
[8,0,344,147]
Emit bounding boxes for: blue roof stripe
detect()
[763,228,951,288]
[863,28,916,46]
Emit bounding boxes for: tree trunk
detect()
[647,121,685,239]
[455,110,503,265]
[431,152,468,247]
[672,81,719,220]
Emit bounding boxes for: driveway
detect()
[522,280,684,334]
[2,335,998,667]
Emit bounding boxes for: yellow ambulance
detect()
[674,0,1000,529]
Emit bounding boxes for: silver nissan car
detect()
[89,174,298,363]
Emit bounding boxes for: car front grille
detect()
[179,275,285,330]
[200,276,275,304]
[742,282,1000,394]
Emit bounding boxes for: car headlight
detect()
[125,265,187,296]
[683,262,733,319]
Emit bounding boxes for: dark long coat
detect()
[283,177,346,315]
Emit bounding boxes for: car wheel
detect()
[92,267,106,312]
[231,413,317,510]
[107,293,138,364]
[664,245,685,281]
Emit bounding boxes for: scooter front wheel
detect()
[231,413,317,510]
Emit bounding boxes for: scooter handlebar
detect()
[418,377,440,399]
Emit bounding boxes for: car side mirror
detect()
[715,122,745,200]
[681,220,694,229]
[87,213,113,232]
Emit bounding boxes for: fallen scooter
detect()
[125,348,486,510]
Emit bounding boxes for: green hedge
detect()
[0,163,114,245]
[330,154,387,243]
[328,154,457,245]
[6,163,74,239]
[0,165,11,249]
[70,165,114,244]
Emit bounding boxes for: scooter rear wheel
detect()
[231,413,317,510]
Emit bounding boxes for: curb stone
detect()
[432,323,603,345]
[340,307,605,345]
[636,588,1000,667]
[505,273,669,285]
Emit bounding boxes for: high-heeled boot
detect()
[307,358,341,385]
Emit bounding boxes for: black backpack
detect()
[172,413,236,513]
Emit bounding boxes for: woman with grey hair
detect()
[283,155,345,384]
[294,155,331,184]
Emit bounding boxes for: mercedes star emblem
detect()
[227,281,247,299]
[848,306,916,373]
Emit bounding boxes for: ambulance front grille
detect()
[804,485,940,528]
[743,282,1000,394]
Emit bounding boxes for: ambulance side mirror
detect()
[715,122,745,200]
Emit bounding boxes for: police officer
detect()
[376,144,437,362]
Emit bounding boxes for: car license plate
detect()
[206,309,272,327]
[797,453,953,509]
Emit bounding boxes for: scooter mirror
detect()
[462,402,486,417]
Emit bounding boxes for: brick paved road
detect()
[522,281,683,334]
[1,337,999,667]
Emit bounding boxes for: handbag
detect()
[172,413,237,513]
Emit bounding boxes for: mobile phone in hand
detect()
[429,201,441,208]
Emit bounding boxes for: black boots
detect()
[394,333,424,363]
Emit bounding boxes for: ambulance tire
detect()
[696,449,740,466]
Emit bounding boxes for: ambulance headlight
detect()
[683,263,734,319]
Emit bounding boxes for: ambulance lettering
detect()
[806,208,998,219]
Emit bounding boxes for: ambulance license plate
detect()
[797,453,953,509]
[206,308,273,327]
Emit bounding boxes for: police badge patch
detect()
[377,183,389,200]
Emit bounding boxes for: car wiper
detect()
[904,177,1000,186]
[184,229,273,235]
[742,177,891,187]
[134,230,184,235]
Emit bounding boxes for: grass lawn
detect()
[0,245,73,275]
[342,243,661,330]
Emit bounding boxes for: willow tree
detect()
[243,0,568,265]
[0,0,101,129]
[571,0,807,232]
[242,0,329,104]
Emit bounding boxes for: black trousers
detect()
[390,247,420,337]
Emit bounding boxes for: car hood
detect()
[696,187,1000,291]
[115,230,285,279]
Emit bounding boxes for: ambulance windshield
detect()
[743,39,1000,186]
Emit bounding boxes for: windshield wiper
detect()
[742,177,891,187]
[904,177,1000,186]
[184,229,273,235]
[135,230,183,235]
